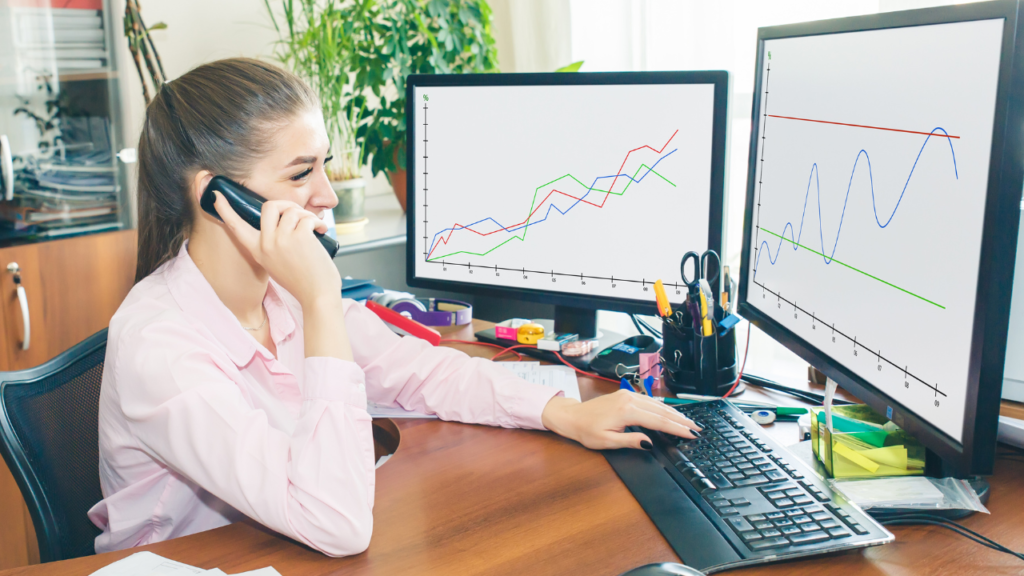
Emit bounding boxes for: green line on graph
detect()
[758,227,945,309]
[427,163,675,261]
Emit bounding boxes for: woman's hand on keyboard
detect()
[540,390,702,450]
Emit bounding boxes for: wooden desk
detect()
[3,320,1023,576]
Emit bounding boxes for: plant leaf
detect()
[554,60,584,73]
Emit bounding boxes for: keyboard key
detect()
[727,472,745,481]
[765,512,785,520]
[828,528,852,539]
[740,530,763,542]
[730,498,751,507]
[773,519,793,527]
[747,514,766,522]
[730,457,748,464]
[720,466,738,474]
[851,524,870,535]
[749,536,790,550]
[753,521,774,530]
[712,499,731,508]
[784,509,804,517]
[774,498,795,508]
[810,512,831,522]
[683,468,706,482]
[708,472,733,489]
[734,475,769,487]
[784,488,803,497]
[707,492,727,501]
[764,470,787,482]
[781,526,802,535]
[789,532,830,545]
[695,478,717,493]
[819,519,840,529]
[719,507,739,516]
[726,517,755,533]
[802,506,824,515]
[737,462,755,470]
[757,463,775,471]
[791,515,812,524]
[788,470,804,479]
[801,523,822,533]
[751,457,769,465]
[792,496,814,506]
[760,529,782,538]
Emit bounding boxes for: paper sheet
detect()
[498,362,582,401]
[89,552,282,576]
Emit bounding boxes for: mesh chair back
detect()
[0,329,107,563]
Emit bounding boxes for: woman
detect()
[88,58,698,557]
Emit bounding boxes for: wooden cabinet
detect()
[0,230,136,569]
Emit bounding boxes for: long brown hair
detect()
[135,58,319,282]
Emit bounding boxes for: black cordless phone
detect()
[200,175,340,258]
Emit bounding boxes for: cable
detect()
[632,315,662,338]
[630,314,647,336]
[879,514,1024,562]
[723,325,751,398]
[488,343,621,383]
[439,339,524,361]
[741,373,856,406]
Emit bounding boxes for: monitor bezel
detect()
[737,1,1024,476]
[404,71,730,317]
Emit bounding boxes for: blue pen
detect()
[644,375,654,396]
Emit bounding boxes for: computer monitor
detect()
[738,1,1024,477]
[405,72,730,364]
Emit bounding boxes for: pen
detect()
[698,290,713,336]
[653,279,673,317]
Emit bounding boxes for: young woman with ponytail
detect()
[88,58,699,556]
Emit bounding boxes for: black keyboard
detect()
[603,399,892,573]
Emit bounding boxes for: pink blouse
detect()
[87,244,560,556]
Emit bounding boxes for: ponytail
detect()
[135,58,319,282]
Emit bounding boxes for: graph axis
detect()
[753,279,946,398]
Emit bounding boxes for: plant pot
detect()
[331,178,366,223]
[387,168,407,212]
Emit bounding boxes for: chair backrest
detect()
[0,329,107,563]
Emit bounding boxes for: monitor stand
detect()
[474,305,627,371]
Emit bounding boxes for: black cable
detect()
[635,315,662,338]
[742,373,856,406]
[630,314,647,336]
[879,514,1024,562]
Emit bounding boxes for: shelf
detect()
[58,69,115,82]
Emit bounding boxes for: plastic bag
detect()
[829,476,989,513]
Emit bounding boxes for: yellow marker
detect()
[698,290,713,336]
[653,279,673,317]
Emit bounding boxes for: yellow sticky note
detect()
[833,442,880,473]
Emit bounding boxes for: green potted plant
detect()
[267,0,369,225]
[269,0,499,212]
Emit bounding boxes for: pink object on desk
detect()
[639,352,663,390]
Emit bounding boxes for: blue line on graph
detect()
[753,127,958,279]
[428,148,678,257]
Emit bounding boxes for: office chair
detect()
[0,329,107,563]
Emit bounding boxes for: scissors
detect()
[680,250,722,296]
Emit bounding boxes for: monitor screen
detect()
[742,18,1004,446]
[408,74,726,312]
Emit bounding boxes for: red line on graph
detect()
[426,130,679,260]
[768,115,960,139]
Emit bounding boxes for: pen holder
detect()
[660,304,737,396]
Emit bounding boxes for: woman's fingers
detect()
[212,191,260,252]
[631,395,702,431]
[623,401,698,440]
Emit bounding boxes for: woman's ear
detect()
[190,170,215,208]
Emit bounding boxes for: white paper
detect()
[89,552,281,576]
[90,552,206,576]
[831,477,944,507]
[498,362,582,401]
[824,377,838,432]
[367,401,437,419]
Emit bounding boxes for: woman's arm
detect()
[115,321,375,556]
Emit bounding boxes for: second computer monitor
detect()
[405,72,729,317]
[738,1,1024,476]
